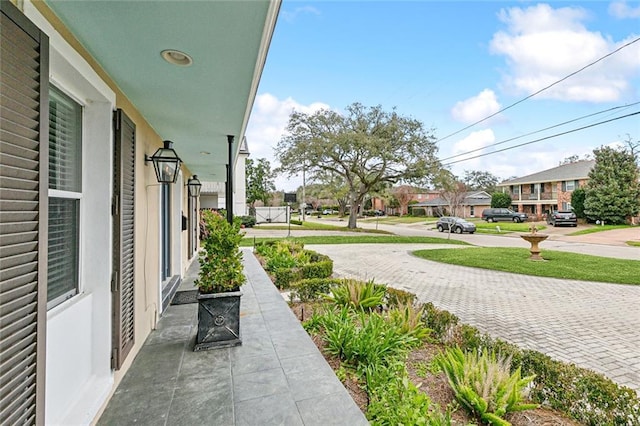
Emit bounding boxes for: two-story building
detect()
[498,160,595,219]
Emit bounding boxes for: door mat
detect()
[171,290,198,305]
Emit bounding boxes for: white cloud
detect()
[245,93,330,191]
[451,89,502,124]
[489,3,640,102]
[281,6,321,23]
[609,1,640,19]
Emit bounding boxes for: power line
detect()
[439,101,640,162]
[441,111,640,166]
[437,36,640,143]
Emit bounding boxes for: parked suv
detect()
[481,208,528,223]
[547,210,577,227]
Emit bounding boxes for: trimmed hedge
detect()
[255,240,334,289]
[290,277,342,302]
[425,303,640,425]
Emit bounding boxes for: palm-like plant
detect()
[437,347,538,425]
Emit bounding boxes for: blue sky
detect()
[245,1,640,191]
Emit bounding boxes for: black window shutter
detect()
[111,109,135,370]
[0,2,49,424]
[561,181,566,191]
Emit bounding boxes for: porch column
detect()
[226,135,234,224]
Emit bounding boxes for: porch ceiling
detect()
[45,0,280,181]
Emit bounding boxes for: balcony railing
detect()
[509,192,557,201]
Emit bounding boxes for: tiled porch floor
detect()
[97,249,368,426]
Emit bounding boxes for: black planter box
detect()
[194,290,242,351]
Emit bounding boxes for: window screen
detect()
[48,85,82,308]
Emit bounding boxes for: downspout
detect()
[226,135,234,224]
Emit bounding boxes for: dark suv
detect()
[481,208,528,223]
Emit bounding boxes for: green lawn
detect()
[362,216,435,224]
[627,241,640,247]
[473,222,546,233]
[253,221,391,234]
[240,235,470,247]
[412,247,639,285]
[567,224,635,236]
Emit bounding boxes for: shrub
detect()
[437,347,537,424]
[520,350,640,425]
[273,267,302,289]
[320,308,416,372]
[290,219,302,225]
[421,302,459,340]
[328,279,386,311]
[366,361,452,425]
[195,210,246,293]
[385,286,417,309]
[301,259,333,279]
[290,277,341,302]
[238,215,256,228]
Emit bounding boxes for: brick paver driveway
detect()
[308,243,640,391]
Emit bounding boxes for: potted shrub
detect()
[194,210,246,351]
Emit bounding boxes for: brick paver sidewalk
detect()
[308,243,640,391]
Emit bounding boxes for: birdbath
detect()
[520,224,548,261]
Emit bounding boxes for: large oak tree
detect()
[275,103,440,228]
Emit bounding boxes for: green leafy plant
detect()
[437,347,537,425]
[366,361,453,425]
[328,279,386,311]
[195,210,246,293]
[388,302,431,342]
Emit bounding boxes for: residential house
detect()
[0,1,280,424]
[497,160,595,219]
[371,186,440,215]
[410,191,493,218]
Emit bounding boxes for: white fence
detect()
[254,206,289,224]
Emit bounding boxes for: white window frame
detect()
[47,85,85,310]
[565,180,575,191]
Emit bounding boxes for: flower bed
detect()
[255,241,640,425]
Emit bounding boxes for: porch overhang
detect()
[43,0,280,181]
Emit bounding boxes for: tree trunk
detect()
[347,192,359,229]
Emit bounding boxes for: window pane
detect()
[49,85,82,192]
[48,198,79,305]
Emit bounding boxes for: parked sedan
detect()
[547,210,577,227]
[436,217,476,234]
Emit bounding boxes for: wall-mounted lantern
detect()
[187,175,202,197]
[145,140,182,183]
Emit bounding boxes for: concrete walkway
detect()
[308,243,640,391]
[97,250,368,426]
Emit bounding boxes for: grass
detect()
[473,221,546,233]
[362,216,435,224]
[412,247,639,285]
[254,221,392,234]
[627,241,640,247]
[567,224,635,236]
[240,235,470,247]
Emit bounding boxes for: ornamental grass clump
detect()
[437,347,537,425]
[195,210,246,293]
[328,279,386,311]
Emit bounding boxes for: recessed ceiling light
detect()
[200,151,211,155]
[161,49,193,66]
